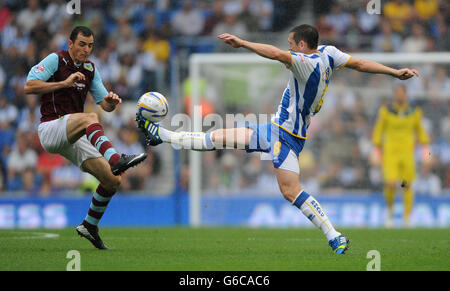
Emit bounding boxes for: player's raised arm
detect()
[218,33,292,67]
[89,67,121,112]
[345,57,419,80]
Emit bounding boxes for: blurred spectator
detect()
[246,0,274,32]
[114,126,146,191]
[345,13,363,51]
[253,160,280,194]
[0,95,18,129]
[142,31,170,63]
[325,4,352,37]
[139,147,161,191]
[36,151,64,195]
[7,132,38,191]
[428,67,450,99]
[111,53,142,100]
[17,0,43,34]
[50,158,82,192]
[414,163,442,196]
[17,94,40,132]
[223,0,244,16]
[403,23,427,53]
[431,13,449,51]
[240,154,262,189]
[212,10,248,39]
[357,0,380,36]
[115,18,139,57]
[141,30,170,91]
[414,0,439,22]
[298,149,320,194]
[371,19,402,52]
[202,0,224,35]
[0,1,10,31]
[383,0,413,35]
[42,0,67,35]
[316,14,336,43]
[217,152,240,192]
[171,0,205,36]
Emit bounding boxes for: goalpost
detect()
[188,52,450,227]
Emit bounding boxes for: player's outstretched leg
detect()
[276,168,349,254]
[136,114,253,151]
[136,114,216,150]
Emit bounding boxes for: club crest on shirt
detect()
[83,63,93,71]
[34,64,45,73]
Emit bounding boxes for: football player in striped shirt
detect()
[137,24,418,254]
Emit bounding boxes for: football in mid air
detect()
[137,91,169,123]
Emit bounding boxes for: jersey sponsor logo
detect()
[34,64,45,73]
[73,82,86,91]
[83,63,93,71]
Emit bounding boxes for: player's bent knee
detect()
[86,112,99,125]
[278,183,299,203]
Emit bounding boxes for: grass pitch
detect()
[0,227,449,271]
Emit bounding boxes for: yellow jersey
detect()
[372,104,429,156]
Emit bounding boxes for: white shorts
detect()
[37,114,102,168]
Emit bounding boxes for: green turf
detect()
[0,227,449,271]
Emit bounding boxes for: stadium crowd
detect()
[0,0,448,196]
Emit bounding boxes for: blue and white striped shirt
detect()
[272,45,351,138]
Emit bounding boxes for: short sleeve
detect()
[89,67,108,104]
[325,46,352,71]
[288,52,314,80]
[27,53,59,82]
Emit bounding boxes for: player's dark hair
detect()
[289,24,319,49]
[70,26,94,42]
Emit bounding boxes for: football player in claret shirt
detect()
[136,25,419,254]
[372,84,430,227]
[24,26,147,249]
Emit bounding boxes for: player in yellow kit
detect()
[372,84,430,227]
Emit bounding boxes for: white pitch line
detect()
[0,231,60,239]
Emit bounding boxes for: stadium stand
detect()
[0,0,448,196]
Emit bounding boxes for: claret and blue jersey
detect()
[26,50,109,122]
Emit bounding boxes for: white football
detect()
[137,92,169,123]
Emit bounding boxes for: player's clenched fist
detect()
[395,68,419,80]
[64,72,86,88]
